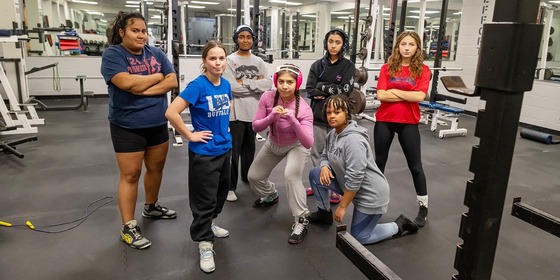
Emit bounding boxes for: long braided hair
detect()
[273,64,302,117]
[387,31,425,79]
[108,11,146,46]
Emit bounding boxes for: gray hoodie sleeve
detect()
[341,135,369,192]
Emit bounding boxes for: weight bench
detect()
[420,76,477,139]
[28,75,92,111]
[420,101,467,138]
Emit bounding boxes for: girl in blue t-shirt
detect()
[165,40,232,274]
[100,11,178,251]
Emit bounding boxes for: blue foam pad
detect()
[419,102,464,113]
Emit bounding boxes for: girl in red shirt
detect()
[375,31,430,227]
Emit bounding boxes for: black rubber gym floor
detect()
[1,97,559,280]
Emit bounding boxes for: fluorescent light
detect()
[86,11,104,16]
[269,0,302,6]
[407,15,431,19]
[549,0,560,2]
[72,0,98,4]
[151,15,161,18]
[453,11,462,15]
[227,8,244,11]
[301,14,316,18]
[337,16,353,20]
[188,5,206,9]
[410,10,440,14]
[99,19,107,22]
[191,1,219,4]
[125,4,139,7]
[125,1,139,4]
[331,11,351,15]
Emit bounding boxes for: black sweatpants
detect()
[188,149,231,242]
[229,121,256,191]
[373,121,427,196]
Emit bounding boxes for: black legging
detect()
[373,121,427,196]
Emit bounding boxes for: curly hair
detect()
[109,11,146,46]
[387,31,425,79]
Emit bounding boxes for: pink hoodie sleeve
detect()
[252,91,278,132]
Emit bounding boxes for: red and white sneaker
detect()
[329,192,341,204]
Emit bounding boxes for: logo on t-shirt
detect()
[127,55,161,74]
[235,65,260,79]
[389,76,417,90]
[206,93,230,117]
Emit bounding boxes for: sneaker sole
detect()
[252,197,279,208]
[142,212,177,219]
[121,238,151,249]
[288,237,306,244]
[200,267,215,273]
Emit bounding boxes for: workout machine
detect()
[0,126,37,158]
[336,1,557,279]
[1,36,44,135]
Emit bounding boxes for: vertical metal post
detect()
[398,0,408,35]
[384,0,398,61]
[252,0,260,53]
[452,1,543,279]
[350,0,361,63]
[428,0,448,103]
[281,11,286,58]
[236,0,241,27]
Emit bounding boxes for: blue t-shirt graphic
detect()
[179,75,232,156]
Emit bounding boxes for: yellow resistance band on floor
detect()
[0,196,113,233]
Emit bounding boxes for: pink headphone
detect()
[273,64,303,90]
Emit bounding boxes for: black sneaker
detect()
[142,202,177,219]
[288,217,309,244]
[414,204,428,227]
[121,220,151,249]
[308,208,333,225]
[252,191,279,208]
[394,214,419,237]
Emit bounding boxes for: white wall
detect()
[26,56,105,96]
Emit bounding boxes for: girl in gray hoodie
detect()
[307,95,418,244]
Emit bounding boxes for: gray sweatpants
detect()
[310,123,329,166]
[247,139,311,221]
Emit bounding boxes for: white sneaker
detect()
[199,241,215,273]
[211,222,229,238]
[226,190,238,202]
